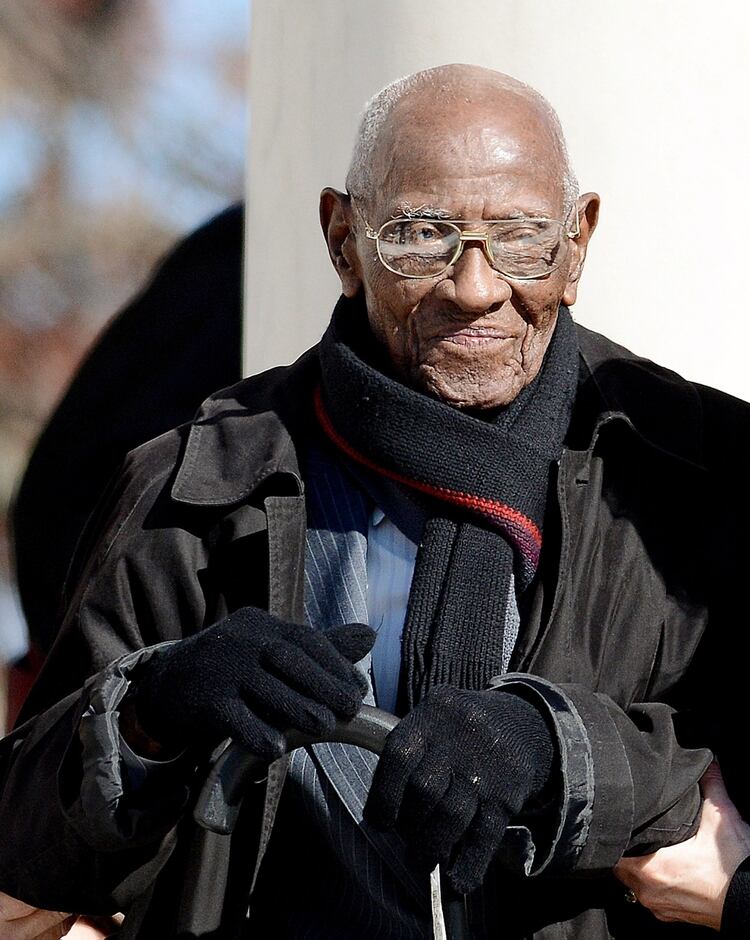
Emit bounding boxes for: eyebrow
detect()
[391,203,453,220]
[502,209,535,220]
[390,204,553,222]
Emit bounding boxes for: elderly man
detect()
[0,64,747,938]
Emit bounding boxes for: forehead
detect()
[370,98,566,220]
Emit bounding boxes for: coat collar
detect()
[172,303,707,508]
[171,348,319,506]
[573,323,705,468]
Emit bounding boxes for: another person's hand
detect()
[132,607,375,759]
[0,893,122,939]
[615,762,750,930]
[0,892,75,940]
[364,686,554,893]
[62,916,123,939]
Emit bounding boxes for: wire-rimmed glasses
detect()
[355,205,579,281]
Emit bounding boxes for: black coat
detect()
[1,313,749,938]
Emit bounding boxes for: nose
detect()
[448,244,511,314]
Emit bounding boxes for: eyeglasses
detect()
[355,204,579,281]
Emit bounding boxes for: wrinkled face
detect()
[333,95,596,409]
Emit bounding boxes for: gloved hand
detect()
[364,686,556,893]
[132,606,375,759]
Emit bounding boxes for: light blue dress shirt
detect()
[366,507,418,714]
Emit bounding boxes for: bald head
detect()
[346,64,578,215]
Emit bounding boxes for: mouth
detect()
[437,326,513,347]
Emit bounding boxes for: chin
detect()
[416,366,523,410]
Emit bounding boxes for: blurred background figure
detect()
[0,0,247,733]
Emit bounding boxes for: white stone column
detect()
[246,0,750,400]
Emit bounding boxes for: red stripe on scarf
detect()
[314,386,542,565]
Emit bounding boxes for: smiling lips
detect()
[438,326,512,347]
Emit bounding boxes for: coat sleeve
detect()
[489,673,712,878]
[0,436,216,913]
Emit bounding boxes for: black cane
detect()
[178,705,471,938]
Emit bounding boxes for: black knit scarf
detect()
[316,297,579,709]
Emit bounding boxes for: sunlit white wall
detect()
[246,0,750,401]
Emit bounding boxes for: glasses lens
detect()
[377,219,460,277]
[488,219,566,278]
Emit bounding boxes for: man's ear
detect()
[319,188,362,298]
[562,192,600,307]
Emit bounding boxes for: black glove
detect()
[364,686,555,893]
[133,607,375,759]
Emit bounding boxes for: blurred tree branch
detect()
[0,0,246,621]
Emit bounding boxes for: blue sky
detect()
[0,0,249,230]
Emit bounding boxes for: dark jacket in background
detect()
[11,204,244,655]
[1,311,748,938]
